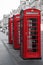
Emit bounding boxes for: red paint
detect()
[13,14,20,49]
[8,17,13,44]
[20,9,41,59]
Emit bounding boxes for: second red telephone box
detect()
[13,14,20,49]
[20,9,41,59]
[8,17,13,44]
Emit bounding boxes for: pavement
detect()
[0,32,19,65]
[0,31,43,65]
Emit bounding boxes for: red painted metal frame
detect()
[20,9,41,59]
[13,14,20,49]
[8,17,13,44]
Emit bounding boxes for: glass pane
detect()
[27,18,38,52]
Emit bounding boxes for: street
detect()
[0,31,43,65]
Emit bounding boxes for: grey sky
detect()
[0,0,20,20]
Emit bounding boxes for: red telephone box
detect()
[13,14,20,49]
[8,17,13,44]
[20,9,41,59]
